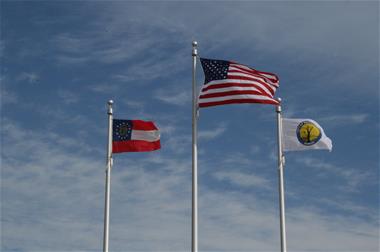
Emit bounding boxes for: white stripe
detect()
[228,70,268,82]
[260,72,278,80]
[227,74,276,94]
[131,129,160,142]
[230,63,278,79]
[203,78,276,94]
[200,86,261,95]
[203,79,276,92]
[199,94,275,103]
[229,66,279,87]
[228,70,278,87]
[230,63,252,71]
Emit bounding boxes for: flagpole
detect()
[191,40,198,252]
[103,100,113,252]
[276,98,287,252]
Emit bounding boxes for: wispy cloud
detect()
[58,89,79,104]
[154,88,191,106]
[0,87,18,105]
[88,83,120,94]
[1,120,109,251]
[198,124,227,140]
[163,133,191,155]
[250,145,261,154]
[213,170,271,190]
[2,118,378,251]
[316,197,379,222]
[199,189,379,251]
[51,12,189,80]
[321,113,369,126]
[16,72,39,84]
[112,74,134,83]
[122,100,145,110]
[221,152,255,166]
[0,40,5,58]
[285,208,379,252]
[295,156,372,192]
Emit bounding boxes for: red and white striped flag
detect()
[112,119,160,153]
[198,58,280,108]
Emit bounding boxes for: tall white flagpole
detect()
[191,40,199,252]
[103,100,113,252]
[276,98,287,252]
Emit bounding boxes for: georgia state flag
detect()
[112,119,161,153]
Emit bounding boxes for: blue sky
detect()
[1,1,379,251]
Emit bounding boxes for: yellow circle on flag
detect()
[296,121,322,146]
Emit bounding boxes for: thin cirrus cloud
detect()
[57,89,79,104]
[154,88,191,106]
[213,170,271,190]
[0,87,18,105]
[15,72,39,84]
[2,118,378,251]
[321,113,369,125]
[295,156,374,193]
[198,125,227,141]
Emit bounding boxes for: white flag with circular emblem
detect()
[282,118,332,152]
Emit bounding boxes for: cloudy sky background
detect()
[1,1,379,251]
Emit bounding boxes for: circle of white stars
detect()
[115,121,132,141]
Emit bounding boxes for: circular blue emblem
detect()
[296,121,322,146]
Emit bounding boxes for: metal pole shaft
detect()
[103,100,113,252]
[191,41,198,252]
[276,98,287,252]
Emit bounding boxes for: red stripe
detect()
[229,68,267,79]
[229,64,265,76]
[202,80,274,97]
[228,70,278,87]
[254,69,279,82]
[200,90,270,99]
[112,140,161,153]
[229,66,265,79]
[227,76,276,95]
[229,66,279,86]
[131,120,158,131]
[199,98,279,108]
[230,63,279,83]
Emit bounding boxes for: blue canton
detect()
[200,58,229,84]
[113,119,133,142]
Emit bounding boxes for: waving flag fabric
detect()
[282,118,332,152]
[198,58,280,108]
[112,119,160,153]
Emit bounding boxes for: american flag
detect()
[198,58,280,108]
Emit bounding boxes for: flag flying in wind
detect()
[112,119,161,153]
[282,118,332,152]
[198,58,280,108]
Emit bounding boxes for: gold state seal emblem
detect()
[296,121,322,146]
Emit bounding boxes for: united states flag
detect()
[198,58,280,108]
